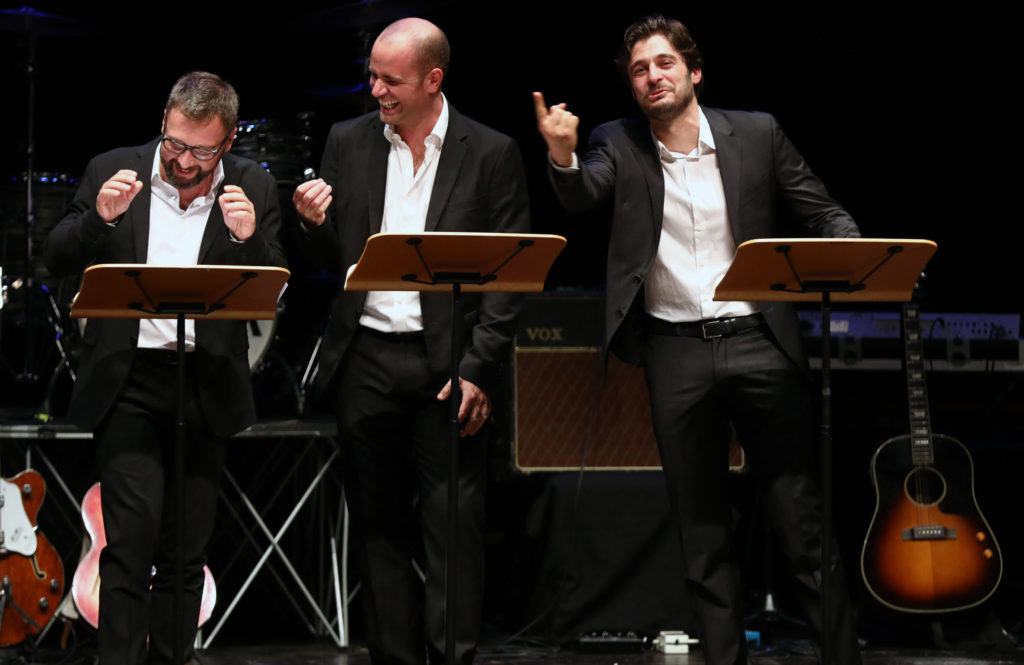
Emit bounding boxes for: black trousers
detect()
[337,328,487,665]
[643,324,860,665]
[96,350,226,665]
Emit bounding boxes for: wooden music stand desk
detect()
[71,263,288,665]
[715,238,936,665]
[346,232,565,665]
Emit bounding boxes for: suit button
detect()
[615,309,625,320]
[632,274,642,284]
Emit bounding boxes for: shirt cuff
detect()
[548,152,579,172]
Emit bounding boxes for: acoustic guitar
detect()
[71,482,216,628]
[0,469,65,646]
[861,302,1002,612]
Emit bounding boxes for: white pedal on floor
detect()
[653,630,700,654]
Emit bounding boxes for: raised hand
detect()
[96,170,144,222]
[219,185,256,241]
[532,91,579,168]
[293,178,333,227]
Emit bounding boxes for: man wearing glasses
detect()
[45,71,286,665]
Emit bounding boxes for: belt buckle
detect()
[701,320,724,339]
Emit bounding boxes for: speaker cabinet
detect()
[512,295,744,471]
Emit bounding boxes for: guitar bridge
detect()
[902,525,956,541]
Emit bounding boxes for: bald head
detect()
[376,17,450,79]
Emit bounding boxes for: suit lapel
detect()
[130,141,158,263]
[627,119,665,244]
[197,155,231,263]
[425,105,467,232]
[703,107,743,242]
[367,120,389,235]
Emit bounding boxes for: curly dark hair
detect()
[619,14,704,94]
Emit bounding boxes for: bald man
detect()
[294,18,530,665]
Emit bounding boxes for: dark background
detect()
[2,0,1023,654]
[2,2,1020,306]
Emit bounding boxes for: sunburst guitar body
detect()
[862,432,1001,612]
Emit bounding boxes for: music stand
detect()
[345,231,565,665]
[71,263,289,665]
[715,238,935,665]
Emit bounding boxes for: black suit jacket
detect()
[302,104,531,396]
[44,139,288,437]
[548,106,860,370]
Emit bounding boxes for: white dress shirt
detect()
[358,96,450,333]
[643,109,756,323]
[137,150,225,350]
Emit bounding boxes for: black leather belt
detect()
[645,313,764,340]
[357,325,425,343]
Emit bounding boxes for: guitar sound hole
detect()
[904,466,946,506]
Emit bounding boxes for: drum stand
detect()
[36,288,76,420]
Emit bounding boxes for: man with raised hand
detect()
[535,14,861,665]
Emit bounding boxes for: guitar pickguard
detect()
[0,478,38,556]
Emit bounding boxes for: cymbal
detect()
[0,6,93,35]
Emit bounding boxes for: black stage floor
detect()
[198,642,1024,665]
[7,639,1024,665]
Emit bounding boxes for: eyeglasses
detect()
[160,134,230,161]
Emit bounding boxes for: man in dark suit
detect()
[293,17,529,665]
[45,71,286,665]
[534,15,860,665]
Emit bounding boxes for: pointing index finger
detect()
[532,91,549,119]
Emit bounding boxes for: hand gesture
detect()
[96,170,143,223]
[533,91,579,168]
[437,377,491,437]
[293,178,333,227]
[219,185,256,241]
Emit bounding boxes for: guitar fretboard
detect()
[903,304,934,466]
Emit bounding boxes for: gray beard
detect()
[161,155,214,190]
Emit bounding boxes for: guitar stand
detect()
[929,609,1016,652]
